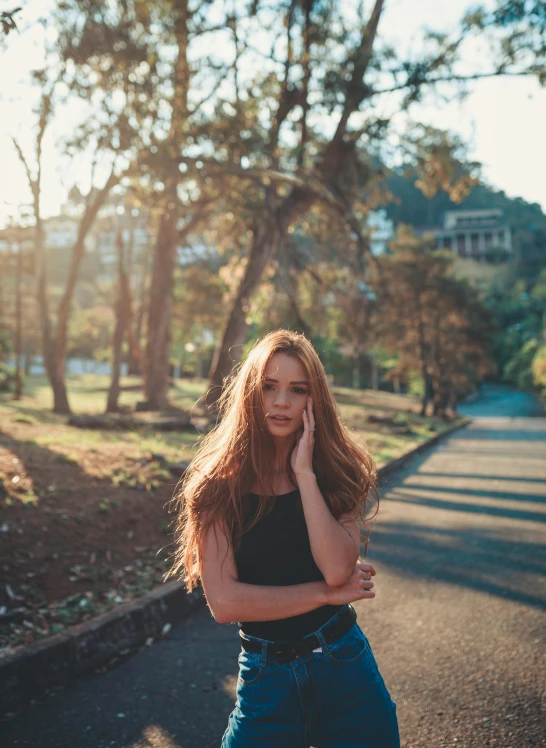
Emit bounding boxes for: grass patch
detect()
[0,373,207,415]
[12,413,37,425]
[0,373,462,486]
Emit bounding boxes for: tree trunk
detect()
[144,206,178,410]
[142,0,189,410]
[54,169,120,414]
[420,374,433,417]
[122,217,143,376]
[14,244,23,400]
[352,358,360,389]
[123,270,143,379]
[107,229,130,413]
[206,191,312,410]
[415,299,431,417]
[206,216,283,409]
[34,216,70,413]
[127,240,151,375]
[432,367,450,418]
[370,353,378,391]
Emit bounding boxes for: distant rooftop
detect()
[415,208,512,261]
[442,209,505,231]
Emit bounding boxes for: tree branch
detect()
[11,137,34,195]
[329,0,386,148]
[176,157,346,211]
[367,68,542,98]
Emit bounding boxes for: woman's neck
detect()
[250,471,297,495]
[271,435,296,470]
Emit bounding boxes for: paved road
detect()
[457,382,545,418]
[1,388,545,747]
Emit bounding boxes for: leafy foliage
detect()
[531,345,546,395]
[369,226,497,414]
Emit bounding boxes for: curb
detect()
[0,416,471,717]
[376,416,471,481]
[0,581,207,717]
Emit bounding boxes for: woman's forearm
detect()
[218,579,331,624]
[297,471,359,586]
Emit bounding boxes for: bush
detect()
[503,339,540,391]
[0,362,16,393]
[532,345,546,396]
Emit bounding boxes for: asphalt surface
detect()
[457,383,545,418]
[1,385,545,747]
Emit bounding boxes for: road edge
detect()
[0,415,471,717]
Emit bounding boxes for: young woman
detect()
[167,330,400,747]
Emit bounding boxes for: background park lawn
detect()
[0,373,461,657]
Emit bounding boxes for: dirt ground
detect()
[0,416,182,656]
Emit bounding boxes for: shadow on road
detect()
[373,415,546,612]
[389,487,545,519]
[0,607,239,748]
[414,472,546,485]
[370,521,546,610]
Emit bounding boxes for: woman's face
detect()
[262,352,310,438]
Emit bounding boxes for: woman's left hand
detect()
[291,397,316,478]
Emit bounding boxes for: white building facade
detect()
[367,209,394,255]
[433,209,512,261]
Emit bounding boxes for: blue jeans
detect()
[221,604,400,747]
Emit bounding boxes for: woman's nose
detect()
[273,390,289,406]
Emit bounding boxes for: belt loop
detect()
[260,639,268,667]
[314,627,329,650]
[314,603,351,650]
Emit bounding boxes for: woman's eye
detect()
[263,383,307,395]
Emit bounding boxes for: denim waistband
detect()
[240,603,352,647]
[239,603,356,654]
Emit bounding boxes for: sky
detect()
[0,0,545,228]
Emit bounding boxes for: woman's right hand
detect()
[325,561,376,605]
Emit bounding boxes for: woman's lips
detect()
[269,416,292,424]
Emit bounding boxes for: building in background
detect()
[368,209,394,255]
[417,209,512,262]
[42,215,81,249]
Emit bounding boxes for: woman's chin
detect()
[266,422,299,437]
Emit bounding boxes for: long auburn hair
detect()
[164,329,379,593]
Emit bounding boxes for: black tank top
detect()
[234,487,344,642]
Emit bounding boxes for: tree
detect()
[504,338,541,390]
[171,255,228,379]
[56,0,228,410]
[12,76,125,412]
[0,219,35,397]
[200,0,545,408]
[67,306,113,362]
[52,0,546,411]
[371,226,496,415]
[106,227,131,412]
[532,345,546,396]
